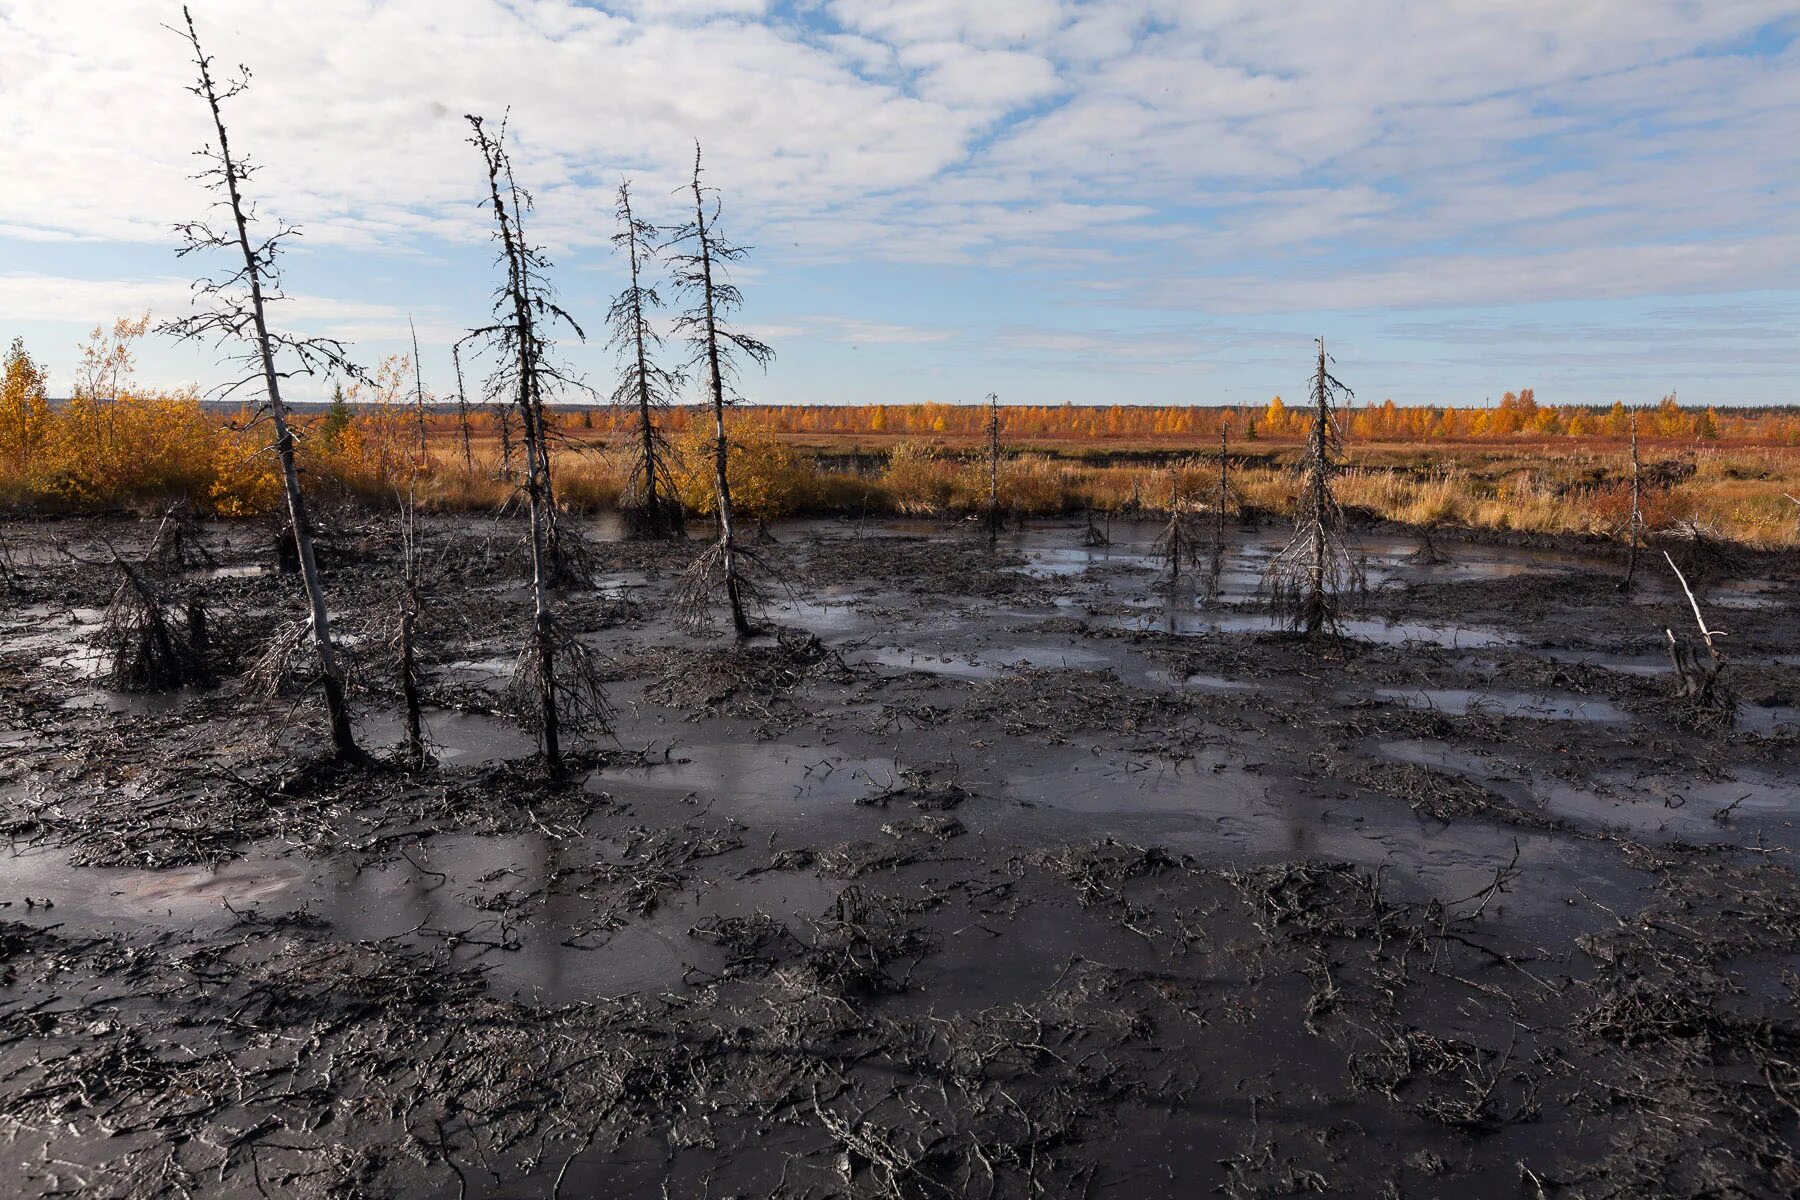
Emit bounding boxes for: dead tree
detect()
[145,498,215,571]
[1662,551,1733,728]
[395,492,426,767]
[160,7,360,758]
[450,343,476,476]
[1204,425,1237,603]
[408,316,430,469]
[669,143,775,637]
[986,392,1003,546]
[1152,470,1201,582]
[1266,338,1359,635]
[608,180,685,539]
[1081,503,1110,547]
[1619,412,1644,590]
[464,112,609,775]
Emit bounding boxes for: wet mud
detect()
[0,511,1796,1197]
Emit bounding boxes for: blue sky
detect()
[2,0,1797,408]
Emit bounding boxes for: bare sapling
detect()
[608,180,685,540]
[986,392,1003,547]
[1662,551,1734,728]
[669,143,776,637]
[465,113,610,775]
[1265,338,1360,635]
[1619,412,1644,590]
[160,6,360,758]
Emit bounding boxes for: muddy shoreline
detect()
[1,512,1796,1197]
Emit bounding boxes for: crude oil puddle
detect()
[854,643,1111,679]
[1102,609,1517,647]
[1372,687,1631,723]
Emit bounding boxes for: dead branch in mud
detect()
[1265,338,1361,636]
[160,7,360,758]
[1080,503,1110,547]
[1662,551,1734,728]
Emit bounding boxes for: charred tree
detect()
[1266,338,1359,636]
[608,181,684,540]
[669,144,775,637]
[161,7,360,758]
[464,113,608,775]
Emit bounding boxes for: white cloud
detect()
[0,0,1796,335]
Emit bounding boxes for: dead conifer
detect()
[670,143,776,637]
[1080,503,1110,547]
[407,316,430,470]
[160,7,360,757]
[98,555,207,692]
[1662,551,1734,728]
[1619,412,1644,590]
[1152,470,1201,582]
[451,343,476,477]
[145,498,215,571]
[1204,425,1239,602]
[608,180,685,540]
[463,112,606,774]
[1265,338,1360,635]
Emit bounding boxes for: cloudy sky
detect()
[2,0,1796,408]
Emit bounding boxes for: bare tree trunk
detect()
[691,174,752,638]
[181,7,357,758]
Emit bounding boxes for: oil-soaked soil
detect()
[1,509,1797,1198]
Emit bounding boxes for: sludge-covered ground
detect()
[0,511,1796,1198]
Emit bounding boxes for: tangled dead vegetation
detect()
[643,628,852,726]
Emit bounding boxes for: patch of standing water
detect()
[1372,687,1632,723]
